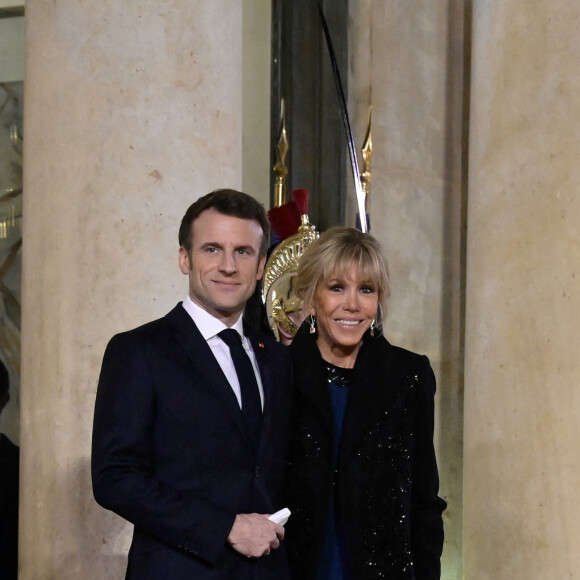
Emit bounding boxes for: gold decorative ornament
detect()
[273,99,289,207]
[360,107,373,215]
[262,214,319,343]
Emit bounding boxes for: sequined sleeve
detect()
[409,356,447,579]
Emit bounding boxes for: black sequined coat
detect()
[285,324,446,580]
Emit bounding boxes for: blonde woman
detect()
[284,227,446,579]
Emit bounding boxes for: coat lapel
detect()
[338,337,400,463]
[290,327,334,434]
[292,326,411,464]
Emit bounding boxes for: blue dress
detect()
[317,363,353,580]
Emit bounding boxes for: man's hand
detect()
[228,513,285,558]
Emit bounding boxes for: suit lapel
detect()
[248,333,280,458]
[165,305,250,446]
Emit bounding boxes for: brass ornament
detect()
[262,215,319,342]
[360,107,373,216]
[273,99,289,208]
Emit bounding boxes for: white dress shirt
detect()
[181,296,265,409]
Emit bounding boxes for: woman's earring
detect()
[309,315,316,334]
[370,319,376,337]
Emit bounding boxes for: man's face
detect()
[179,208,266,326]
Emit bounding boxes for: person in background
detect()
[0,359,19,580]
[92,189,293,579]
[284,226,446,579]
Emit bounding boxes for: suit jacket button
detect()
[254,466,261,478]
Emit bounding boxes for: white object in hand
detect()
[268,508,291,526]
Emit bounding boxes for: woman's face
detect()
[311,265,379,366]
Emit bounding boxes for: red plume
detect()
[292,188,309,216]
[268,203,300,241]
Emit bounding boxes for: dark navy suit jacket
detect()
[92,304,292,579]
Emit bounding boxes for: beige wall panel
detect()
[20,1,243,578]
[464,2,580,578]
[242,0,271,205]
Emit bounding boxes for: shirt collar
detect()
[182,296,245,341]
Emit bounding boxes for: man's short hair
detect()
[178,189,270,256]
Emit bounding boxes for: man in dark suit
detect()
[92,189,292,579]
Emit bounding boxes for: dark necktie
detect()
[219,329,263,452]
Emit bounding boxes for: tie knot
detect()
[219,328,243,347]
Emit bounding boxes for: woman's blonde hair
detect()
[294,226,390,316]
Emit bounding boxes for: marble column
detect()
[464,2,580,577]
[20,1,245,577]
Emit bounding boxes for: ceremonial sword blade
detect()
[318,3,368,233]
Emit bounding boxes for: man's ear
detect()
[178,247,191,275]
[256,254,267,280]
